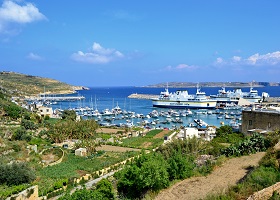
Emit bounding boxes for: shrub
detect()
[12,127,32,142]
[21,119,38,130]
[0,162,36,186]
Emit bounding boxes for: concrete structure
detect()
[75,148,87,156]
[177,128,199,139]
[241,110,280,135]
[37,106,53,118]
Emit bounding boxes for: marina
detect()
[35,86,279,131]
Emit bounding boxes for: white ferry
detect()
[242,87,269,103]
[151,87,217,109]
[210,87,243,103]
[210,86,269,103]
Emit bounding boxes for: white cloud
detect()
[163,64,198,71]
[0,0,46,33]
[232,56,241,62]
[246,51,280,65]
[214,51,280,66]
[27,52,43,60]
[215,57,224,64]
[71,42,124,64]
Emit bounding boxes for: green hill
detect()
[0,71,82,96]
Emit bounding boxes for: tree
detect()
[116,152,169,199]
[3,103,22,119]
[13,127,31,142]
[215,125,233,137]
[95,178,114,200]
[0,162,36,186]
[61,110,77,121]
[21,119,38,130]
[167,151,195,180]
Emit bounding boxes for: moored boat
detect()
[151,86,217,109]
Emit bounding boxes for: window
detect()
[249,120,252,125]
[268,122,271,128]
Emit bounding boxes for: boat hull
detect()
[152,99,217,109]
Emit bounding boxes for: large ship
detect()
[209,87,243,103]
[151,87,217,109]
[210,86,269,103]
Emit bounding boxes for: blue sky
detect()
[0,0,280,87]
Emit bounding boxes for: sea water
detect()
[50,86,280,129]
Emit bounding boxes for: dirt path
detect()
[155,152,266,200]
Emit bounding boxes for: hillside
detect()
[145,81,279,88]
[0,71,83,96]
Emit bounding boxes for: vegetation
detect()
[59,179,114,200]
[0,71,80,96]
[221,133,268,157]
[115,137,212,199]
[120,136,163,150]
[1,76,280,200]
[46,118,99,143]
[0,162,36,186]
[205,148,280,200]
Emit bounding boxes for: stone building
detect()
[241,110,280,135]
[75,148,87,156]
[37,106,53,118]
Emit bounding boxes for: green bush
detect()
[221,133,267,157]
[13,127,31,142]
[116,152,169,199]
[21,119,38,130]
[245,166,280,189]
[0,162,36,186]
[3,104,22,119]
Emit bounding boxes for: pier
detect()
[128,93,157,99]
[25,96,85,102]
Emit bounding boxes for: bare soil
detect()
[96,128,124,134]
[142,142,153,148]
[154,130,170,139]
[155,152,266,200]
[41,154,58,164]
[95,145,141,152]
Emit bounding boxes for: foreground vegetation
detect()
[205,145,280,200]
[1,84,280,200]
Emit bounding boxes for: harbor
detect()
[36,86,279,131]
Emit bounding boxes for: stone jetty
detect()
[128,93,157,99]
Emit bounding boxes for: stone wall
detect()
[6,185,38,200]
[241,110,280,134]
[247,182,280,200]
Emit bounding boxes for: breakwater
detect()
[25,96,85,102]
[128,93,157,99]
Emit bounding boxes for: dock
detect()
[25,96,85,102]
[128,93,157,99]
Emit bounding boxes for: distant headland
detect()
[143,81,280,88]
